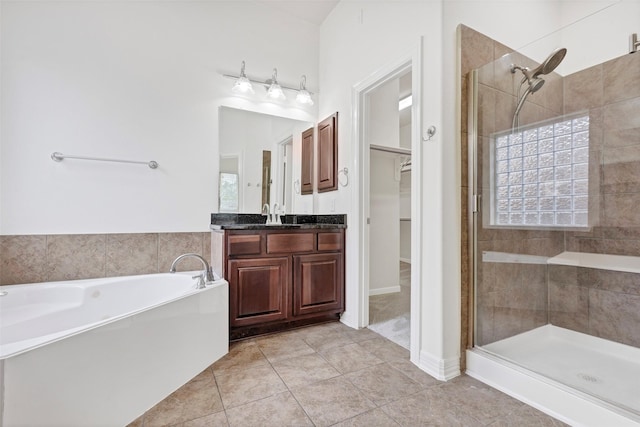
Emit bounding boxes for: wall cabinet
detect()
[317,112,338,192]
[212,228,345,340]
[301,127,314,195]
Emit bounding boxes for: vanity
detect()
[211,213,346,340]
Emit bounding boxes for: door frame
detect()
[352,41,423,363]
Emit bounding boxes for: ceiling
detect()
[257,0,340,26]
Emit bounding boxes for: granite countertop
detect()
[210,213,347,230]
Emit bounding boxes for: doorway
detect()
[367,71,413,349]
[353,47,423,362]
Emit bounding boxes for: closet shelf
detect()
[547,251,640,274]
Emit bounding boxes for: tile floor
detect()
[368,262,411,349]
[129,321,565,427]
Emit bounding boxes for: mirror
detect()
[219,107,314,213]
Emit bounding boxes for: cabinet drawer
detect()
[317,232,342,251]
[267,233,314,254]
[228,234,262,256]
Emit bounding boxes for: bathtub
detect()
[0,272,229,427]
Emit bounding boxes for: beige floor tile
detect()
[255,331,316,363]
[144,368,223,427]
[341,326,382,343]
[380,388,483,426]
[345,363,422,406]
[387,358,442,388]
[137,324,565,427]
[215,363,287,409]
[438,375,525,424]
[181,411,229,427]
[487,405,568,426]
[272,353,340,388]
[357,337,409,362]
[212,340,269,376]
[331,408,400,426]
[291,376,377,427]
[225,391,313,427]
[321,342,384,374]
[304,329,355,352]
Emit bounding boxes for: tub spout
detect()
[169,253,216,285]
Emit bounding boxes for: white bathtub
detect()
[0,272,229,427]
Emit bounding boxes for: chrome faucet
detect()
[169,253,216,289]
[273,202,281,224]
[262,203,272,224]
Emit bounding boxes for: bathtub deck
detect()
[478,325,640,422]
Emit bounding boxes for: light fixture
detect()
[266,68,286,100]
[223,61,314,105]
[232,61,254,94]
[296,75,314,105]
[398,95,412,111]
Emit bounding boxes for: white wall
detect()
[369,150,400,294]
[0,1,318,235]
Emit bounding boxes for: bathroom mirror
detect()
[218,107,314,213]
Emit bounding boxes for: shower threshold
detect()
[467,325,640,426]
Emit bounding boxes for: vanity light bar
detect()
[223,61,314,104]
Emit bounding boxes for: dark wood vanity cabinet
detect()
[228,257,289,326]
[317,112,338,193]
[301,127,314,195]
[213,228,345,339]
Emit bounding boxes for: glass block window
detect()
[491,114,590,228]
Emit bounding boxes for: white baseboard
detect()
[399,257,411,264]
[418,350,460,381]
[369,285,401,296]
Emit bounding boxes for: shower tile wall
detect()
[461,25,640,349]
[0,232,212,286]
[552,51,640,347]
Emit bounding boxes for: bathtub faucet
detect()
[169,253,216,289]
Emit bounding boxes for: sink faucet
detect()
[262,203,272,224]
[169,253,216,289]
[273,202,281,224]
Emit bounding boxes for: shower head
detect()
[529,47,567,78]
[510,47,567,88]
[528,77,545,93]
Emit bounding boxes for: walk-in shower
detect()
[464,23,640,427]
[510,47,567,130]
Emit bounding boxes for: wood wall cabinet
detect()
[317,112,338,192]
[301,127,314,195]
[212,228,345,340]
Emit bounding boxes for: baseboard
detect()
[399,257,411,264]
[418,350,460,381]
[369,285,401,296]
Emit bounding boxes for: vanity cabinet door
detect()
[301,127,314,195]
[228,257,289,327]
[293,253,343,316]
[317,112,338,193]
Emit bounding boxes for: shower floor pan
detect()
[467,325,640,426]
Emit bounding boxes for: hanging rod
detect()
[51,152,159,169]
[369,144,411,155]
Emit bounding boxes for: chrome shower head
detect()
[530,47,567,78]
[529,77,545,93]
[510,47,567,88]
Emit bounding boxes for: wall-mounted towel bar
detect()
[51,152,159,169]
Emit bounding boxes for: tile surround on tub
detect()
[0,232,211,286]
